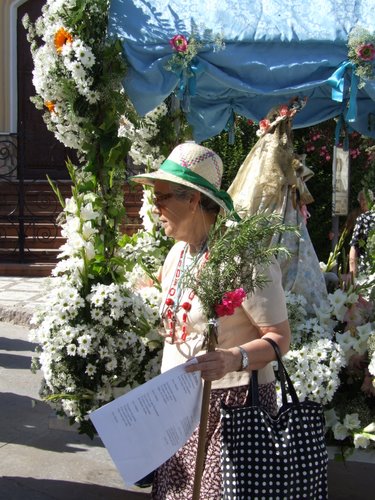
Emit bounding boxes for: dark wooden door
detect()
[17,0,74,180]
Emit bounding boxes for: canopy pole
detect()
[192,323,217,500]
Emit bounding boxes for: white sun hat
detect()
[131,142,236,213]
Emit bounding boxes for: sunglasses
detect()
[152,193,175,207]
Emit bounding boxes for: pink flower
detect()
[356,43,375,62]
[169,35,188,53]
[215,288,247,318]
[228,288,247,306]
[344,295,374,329]
[259,119,270,131]
[215,301,235,317]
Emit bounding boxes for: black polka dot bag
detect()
[220,338,328,500]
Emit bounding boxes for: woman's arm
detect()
[349,245,358,277]
[185,319,291,381]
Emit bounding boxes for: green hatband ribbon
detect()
[160,159,240,220]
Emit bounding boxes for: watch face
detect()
[239,347,248,370]
[242,355,249,370]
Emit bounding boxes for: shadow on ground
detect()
[0,392,99,453]
[0,336,36,352]
[0,477,150,500]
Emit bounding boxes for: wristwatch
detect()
[237,346,249,371]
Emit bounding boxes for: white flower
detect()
[73,40,95,68]
[369,353,375,377]
[81,203,100,221]
[81,221,97,240]
[329,289,348,320]
[343,413,361,430]
[355,323,375,355]
[101,316,113,327]
[353,433,370,449]
[91,308,103,320]
[105,359,118,372]
[85,363,97,377]
[98,346,109,359]
[364,422,375,433]
[85,241,96,260]
[335,331,357,357]
[78,334,92,348]
[62,399,79,417]
[333,422,349,440]
[65,197,78,214]
[66,344,77,356]
[324,408,339,428]
[77,345,89,358]
[139,189,159,232]
[319,261,328,272]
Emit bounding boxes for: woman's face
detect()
[152,180,196,241]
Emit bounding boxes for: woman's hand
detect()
[184,321,291,381]
[185,348,240,381]
[185,347,270,381]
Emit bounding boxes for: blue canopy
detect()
[108,0,375,141]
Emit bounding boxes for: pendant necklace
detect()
[162,243,208,344]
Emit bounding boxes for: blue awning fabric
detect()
[108,0,375,141]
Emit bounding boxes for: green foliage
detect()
[182,212,292,319]
[367,228,375,275]
[203,118,259,191]
[293,122,375,262]
[206,116,375,263]
[150,96,194,156]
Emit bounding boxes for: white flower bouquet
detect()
[284,285,375,451]
[22,0,127,153]
[30,278,162,437]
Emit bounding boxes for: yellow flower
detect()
[54,27,73,54]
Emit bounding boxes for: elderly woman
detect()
[132,142,291,500]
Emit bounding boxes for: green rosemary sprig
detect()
[182,212,294,320]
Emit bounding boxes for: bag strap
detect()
[245,338,300,407]
[263,337,300,405]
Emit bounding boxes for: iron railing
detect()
[0,134,63,263]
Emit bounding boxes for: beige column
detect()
[0,0,28,133]
[0,0,12,132]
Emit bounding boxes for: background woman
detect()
[132,142,291,499]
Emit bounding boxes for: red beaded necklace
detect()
[162,243,208,344]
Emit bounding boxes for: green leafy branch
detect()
[183,213,294,319]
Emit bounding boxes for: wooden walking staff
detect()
[192,320,218,500]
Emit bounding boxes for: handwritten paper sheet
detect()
[90,361,202,485]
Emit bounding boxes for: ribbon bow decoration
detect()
[327,60,360,123]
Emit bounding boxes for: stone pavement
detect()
[0,276,150,500]
[0,276,48,325]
